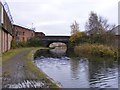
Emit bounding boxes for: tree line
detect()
[69,11,116,47]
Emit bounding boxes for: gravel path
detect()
[2,49,50,89]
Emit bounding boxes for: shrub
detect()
[27,38,44,47]
[69,32,82,46]
[18,42,27,47]
[74,43,117,58]
[11,39,17,49]
[11,37,44,48]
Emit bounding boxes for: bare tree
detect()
[85,11,116,44]
[70,21,80,35]
[99,16,115,31]
[85,11,115,35]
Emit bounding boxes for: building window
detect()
[23,32,25,35]
[23,37,25,41]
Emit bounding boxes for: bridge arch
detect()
[41,36,70,48]
[46,41,68,48]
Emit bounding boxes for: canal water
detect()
[34,48,118,88]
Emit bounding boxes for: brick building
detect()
[13,25,35,42]
[35,32,45,38]
[0,2,13,53]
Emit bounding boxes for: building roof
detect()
[110,25,120,35]
[35,32,45,34]
[13,24,35,32]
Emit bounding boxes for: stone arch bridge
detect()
[41,36,70,48]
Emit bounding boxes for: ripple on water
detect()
[3,80,50,88]
[90,71,118,88]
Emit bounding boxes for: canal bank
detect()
[2,47,60,88]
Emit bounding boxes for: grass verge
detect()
[2,48,32,64]
[24,47,60,88]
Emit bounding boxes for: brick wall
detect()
[35,32,45,38]
[13,25,35,42]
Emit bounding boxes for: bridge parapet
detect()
[41,36,70,41]
[40,36,70,47]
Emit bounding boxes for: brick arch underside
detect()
[46,41,68,48]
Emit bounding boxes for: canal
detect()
[34,47,118,88]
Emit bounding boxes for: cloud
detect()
[5,0,119,35]
[35,23,71,35]
[94,0,118,13]
[34,21,69,27]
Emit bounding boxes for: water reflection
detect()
[70,58,80,79]
[34,47,66,58]
[89,59,118,88]
[70,58,90,88]
[50,47,66,57]
[34,48,118,88]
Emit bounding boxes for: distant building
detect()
[0,2,13,53]
[110,25,120,48]
[13,25,35,42]
[86,28,106,36]
[35,32,45,38]
[110,25,119,35]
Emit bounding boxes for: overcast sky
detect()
[5,0,119,35]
